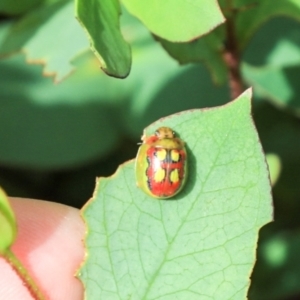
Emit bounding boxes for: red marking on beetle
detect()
[146,147,186,198]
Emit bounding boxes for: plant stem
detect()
[223,3,244,99]
[3,249,47,300]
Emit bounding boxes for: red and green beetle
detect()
[135,127,187,199]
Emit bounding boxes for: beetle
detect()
[135,127,187,199]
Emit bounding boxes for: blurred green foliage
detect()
[0,0,300,299]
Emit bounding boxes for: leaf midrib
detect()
[140,109,241,299]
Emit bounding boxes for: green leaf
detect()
[236,0,300,50]
[0,187,17,254]
[0,1,89,82]
[75,0,131,78]
[157,28,227,85]
[242,63,300,111]
[242,17,300,114]
[122,0,225,42]
[0,0,44,15]
[78,89,273,299]
[265,153,281,186]
[0,53,123,169]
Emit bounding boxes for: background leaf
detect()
[265,154,281,186]
[0,0,89,82]
[0,53,122,169]
[0,10,230,170]
[242,17,300,114]
[236,0,300,50]
[75,0,131,78]
[78,90,273,299]
[0,0,44,15]
[121,0,225,41]
[156,28,227,85]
